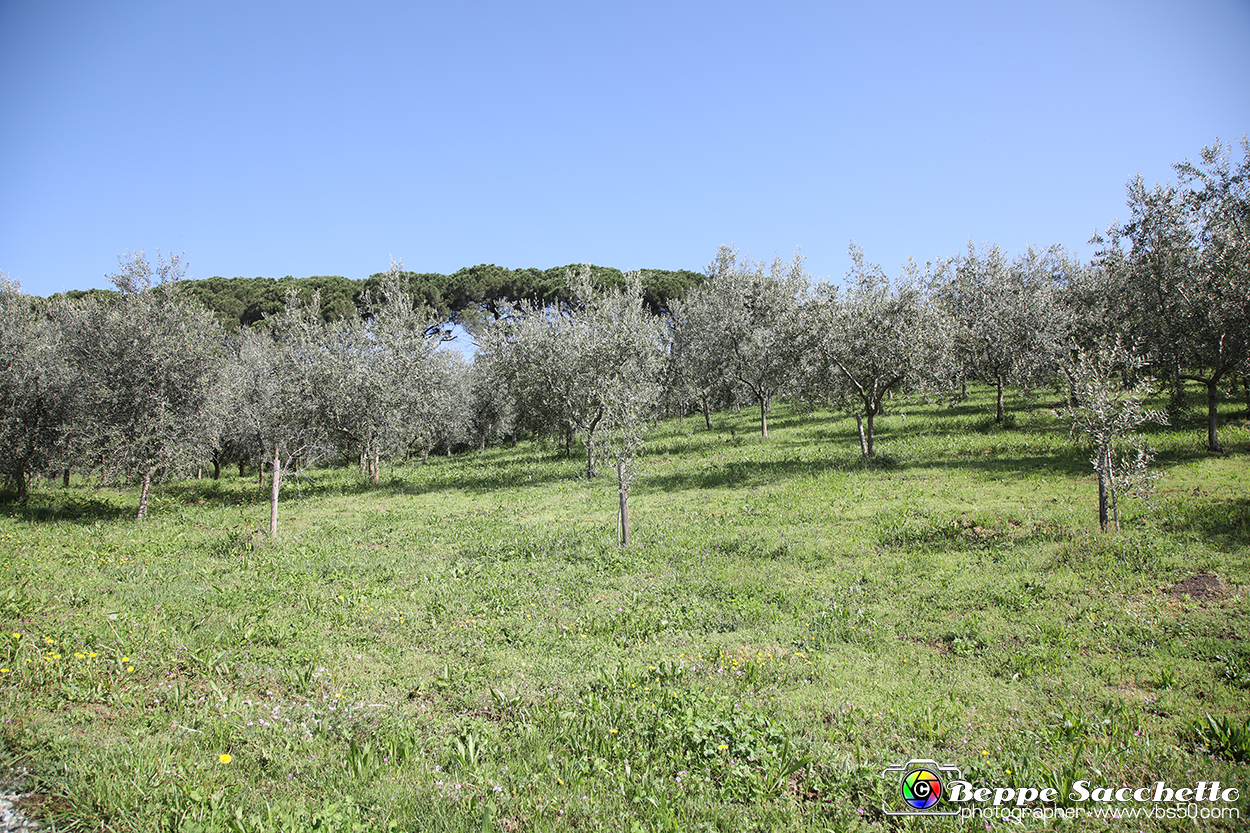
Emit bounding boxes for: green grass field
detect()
[2,387,1248,831]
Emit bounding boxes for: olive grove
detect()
[2,139,1245,540]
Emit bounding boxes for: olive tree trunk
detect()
[136,469,153,521]
[616,459,630,547]
[269,447,282,538]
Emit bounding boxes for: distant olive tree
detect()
[416,351,473,460]
[466,356,517,451]
[667,291,727,430]
[481,267,665,542]
[481,266,657,479]
[932,243,1069,423]
[675,246,807,439]
[476,300,581,460]
[801,247,950,459]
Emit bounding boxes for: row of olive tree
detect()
[2,139,1244,534]
[446,140,1246,547]
[1091,138,1249,451]
[1,251,224,518]
[0,255,480,532]
[655,139,1247,458]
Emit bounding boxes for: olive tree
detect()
[667,292,733,429]
[466,355,517,451]
[414,350,473,460]
[234,292,329,537]
[933,243,1069,423]
[674,246,808,439]
[481,267,665,542]
[311,259,444,482]
[477,299,587,462]
[1061,338,1167,531]
[481,266,662,479]
[0,273,77,501]
[581,273,666,545]
[69,251,224,520]
[801,247,949,458]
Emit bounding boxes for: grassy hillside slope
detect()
[2,388,1247,831]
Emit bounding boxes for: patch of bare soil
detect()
[1171,572,1230,602]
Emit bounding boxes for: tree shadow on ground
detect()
[3,450,601,525]
[1157,495,1250,549]
[639,433,1243,493]
[642,454,848,492]
[158,456,582,506]
[0,493,132,524]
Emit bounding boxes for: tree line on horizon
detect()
[2,138,1247,540]
[51,263,706,332]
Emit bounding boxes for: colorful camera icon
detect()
[882,758,963,816]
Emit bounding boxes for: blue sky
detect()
[2,0,1248,299]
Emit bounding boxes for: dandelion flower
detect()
[219,754,232,764]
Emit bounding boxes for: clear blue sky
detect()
[3,0,1247,298]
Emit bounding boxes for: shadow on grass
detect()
[639,438,1244,493]
[158,456,583,507]
[1158,495,1250,548]
[10,398,1243,525]
[642,455,847,491]
[2,451,602,525]
[0,493,133,524]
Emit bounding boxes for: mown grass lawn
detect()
[2,387,1248,831]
